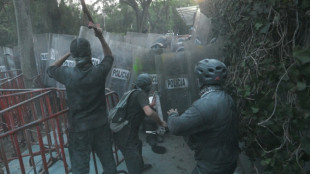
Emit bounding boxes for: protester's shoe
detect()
[151,145,167,154]
[142,163,152,171]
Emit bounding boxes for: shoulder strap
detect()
[117,89,140,108]
[124,89,138,100]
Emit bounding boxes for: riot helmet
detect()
[70,38,92,67]
[195,58,227,88]
[136,73,152,92]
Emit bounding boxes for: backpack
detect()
[108,89,139,132]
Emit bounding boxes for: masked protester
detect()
[47,28,117,174]
[113,73,167,174]
[167,59,239,174]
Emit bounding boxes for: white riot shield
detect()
[0,47,7,73]
[33,33,52,87]
[48,34,77,88]
[79,26,135,97]
[2,47,16,71]
[155,51,198,121]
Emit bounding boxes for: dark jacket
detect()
[168,86,239,173]
[47,56,114,132]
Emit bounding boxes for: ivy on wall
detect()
[200,0,310,173]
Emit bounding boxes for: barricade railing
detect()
[0,70,22,79]
[0,73,25,89]
[0,88,56,133]
[0,89,69,174]
[0,88,49,96]
[0,88,127,174]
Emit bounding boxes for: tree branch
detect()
[91,0,101,6]
[257,62,296,127]
[120,0,139,12]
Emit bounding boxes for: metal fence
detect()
[0,88,126,174]
[0,70,24,89]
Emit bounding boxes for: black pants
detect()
[114,126,144,174]
[68,125,116,174]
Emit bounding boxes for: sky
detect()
[69,0,119,10]
[80,0,119,6]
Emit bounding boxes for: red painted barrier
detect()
[0,89,127,174]
[0,70,24,89]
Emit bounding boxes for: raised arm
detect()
[93,26,112,56]
[47,52,71,84]
[51,52,71,67]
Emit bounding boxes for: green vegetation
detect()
[0,0,193,46]
[200,0,310,173]
[3,0,309,172]
[0,0,17,47]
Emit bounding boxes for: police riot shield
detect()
[104,32,125,43]
[2,47,16,71]
[155,41,225,120]
[45,34,77,88]
[132,46,160,93]
[125,32,163,48]
[155,51,198,120]
[107,40,135,97]
[33,33,52,87]
[0,47,15,72]
[0,47,7,73]
[34,33,76,88]
[111,32,165,96]
[146,33,165,48]
[79,26,134,97]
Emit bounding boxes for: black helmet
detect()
[70,38,91,58]
[195,59,227,88]
[136,73,152,92]
[70,38,92,67]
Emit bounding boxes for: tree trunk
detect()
[140,8,149,32]
[134,6,149,32]
[13,0,38,88]
[121,0,152,33]
[135,11,143,32]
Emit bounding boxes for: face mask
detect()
[75,57,91,68]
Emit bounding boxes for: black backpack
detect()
[108,89,139,132]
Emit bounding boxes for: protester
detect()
[47,27,116,174]
[113,73,167,174]
[167,58,239,174]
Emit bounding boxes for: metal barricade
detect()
[0,70,22,79]
[0,89,68,174]
[0,88,55,134]
[0,89,127,174]
[0,70,24,89]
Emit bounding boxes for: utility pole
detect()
[13,0,38,88]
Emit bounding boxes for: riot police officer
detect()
[167,58,239,174]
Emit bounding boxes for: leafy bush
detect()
[200,0,310,173]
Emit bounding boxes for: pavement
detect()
[2,131,196,174]
[2,131,246,174]
[138,133,196,174]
